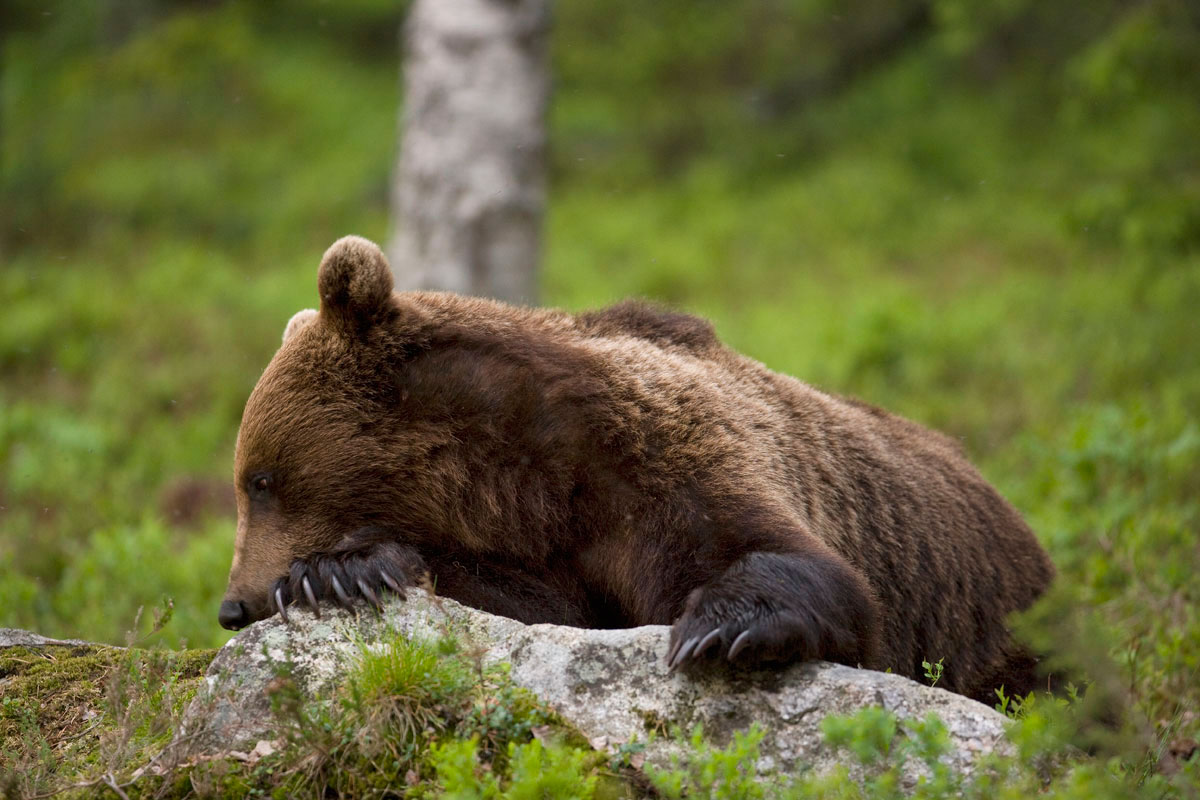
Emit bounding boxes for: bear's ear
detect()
[282,309,318,344]
[317,235,394,334]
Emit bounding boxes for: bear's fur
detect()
[220,235,1055,703]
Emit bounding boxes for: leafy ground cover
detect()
[2,0,1197,795]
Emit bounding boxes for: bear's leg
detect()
[667,550,880,670]
[976,646,1049,705]
[267,529,593,626]
[419,554,597,627]
[270,528,428,622]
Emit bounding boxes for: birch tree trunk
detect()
[387,0,550,305]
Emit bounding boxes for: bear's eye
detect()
[247,472,274,499]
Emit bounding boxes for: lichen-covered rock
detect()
[173,592,524,759]
[175,592,1013,788]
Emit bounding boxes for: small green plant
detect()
[820,707,901,768]
[993,684,1040,720]
[994,685,1014,717]
[817,710,960,799]
[645,724,773,800]
[610,738,647,771]
[430,736,599,799]
[921,657,945,688]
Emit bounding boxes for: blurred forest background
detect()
[1,0,1198,785]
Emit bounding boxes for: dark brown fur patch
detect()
[222,236,1055,704]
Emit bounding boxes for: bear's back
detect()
[566,309,1053,694]
[399,291,1052,696]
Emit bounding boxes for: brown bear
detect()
[219,235,1054,703]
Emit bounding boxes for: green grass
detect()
[2,0,1198,795]
[186,632,610,799]
[0,627,608,799]
[0,638,215,798]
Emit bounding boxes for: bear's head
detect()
[219,236,597,630]
[218,236,412,630]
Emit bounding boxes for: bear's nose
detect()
[218,599,249,631]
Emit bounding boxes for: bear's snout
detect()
[218,599,250,631]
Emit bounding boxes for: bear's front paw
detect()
[269,538,428,623]
[666,551,877,671]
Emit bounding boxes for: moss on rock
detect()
[0,642,215,798]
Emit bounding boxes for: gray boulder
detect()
[175,591,1013,787]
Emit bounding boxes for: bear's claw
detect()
[301,576,320,617]
[268,535,429,624]
[666,551,878,671]
[379,570,406,600]
[357,579,383,610]
[695,627,723,658]
[275,586,289,624]
[667,605,797,670]
[727,629,754,661]
[330,575,352,607]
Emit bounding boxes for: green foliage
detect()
[2,0,1199,794]
[0,637,214,799]
[644,712,953,799]
[199,631,608,799]
[430,736,598,800]
[817,710,959,799]
[351,632,472,707]
[646,705,1196,799]
[822,708,902,768]
[645,725,774,800]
